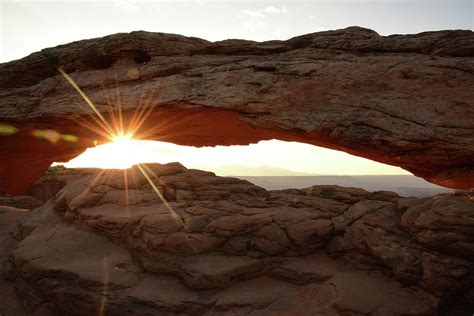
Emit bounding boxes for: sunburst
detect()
[56,64,196,315]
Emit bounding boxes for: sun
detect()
[111,132,134,145]
[95,133,138,169]
[60,133,145,169]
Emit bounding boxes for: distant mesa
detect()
[210,164,318,176]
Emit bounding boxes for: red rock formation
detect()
[2,164,473,315]
[0,27,473,194]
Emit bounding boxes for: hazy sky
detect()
[2,0,472,175]
[61,139,412,175]
[1,0,472,62]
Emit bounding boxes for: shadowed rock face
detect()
[2,164,473,315]
[1,27,473,194]
[25,165,98,202]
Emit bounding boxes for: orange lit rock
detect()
[0,27,473,194]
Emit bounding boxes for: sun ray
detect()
[107,104,119,138]
[137,164,197,254]
[57,62,198,253]
[107,78,125,140]
[77,117,115,142]
[53,59,201,312]
[100,81,124,138]
[57,67,115,137]
[98,255,109,316]
[131,107,203,142]
[136,164,182,225]
[115,75,125,138]
[85,112,113,138]
[127,89,157,138]
[70,169,108,212]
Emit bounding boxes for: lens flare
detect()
[0,124,18,135]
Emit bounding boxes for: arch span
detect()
[0,27,473,194]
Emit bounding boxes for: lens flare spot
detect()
[62,134,79,142]
[33,129,62,143]
[0,124,18,135]
[32,129,45,139]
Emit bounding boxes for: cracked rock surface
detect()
[1,27,473,194]
[1,163,473,315]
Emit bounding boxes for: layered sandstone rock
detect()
[0,199,38,316]
[1,27,473,194]
[2,164,473,315]
[0,195,43,210]
[25,165,98,202]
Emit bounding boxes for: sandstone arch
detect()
[0,27,473,194]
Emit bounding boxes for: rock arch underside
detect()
[1,27,474,194]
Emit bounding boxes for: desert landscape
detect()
[1,1,473,315]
